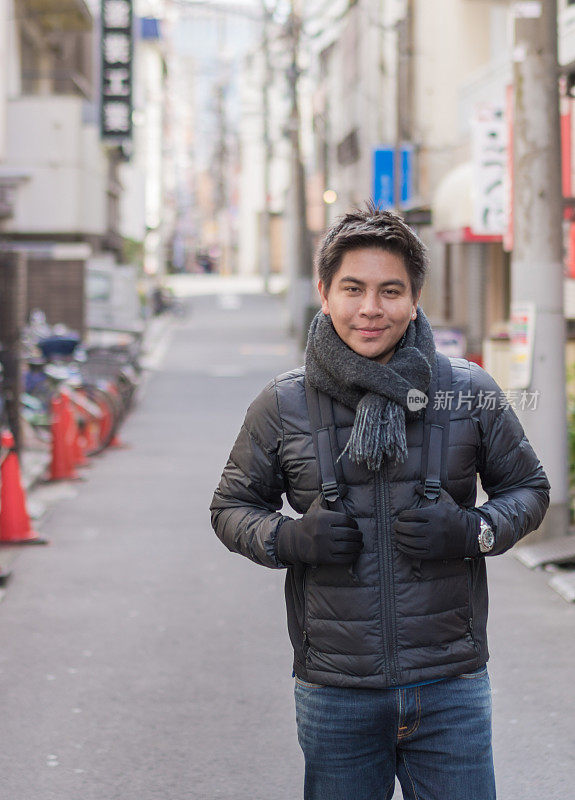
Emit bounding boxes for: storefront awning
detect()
[432,161,503,244]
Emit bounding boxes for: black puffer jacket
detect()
[210,357,550,688]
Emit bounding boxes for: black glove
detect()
[276,496,362,567]
[393,486,481,560]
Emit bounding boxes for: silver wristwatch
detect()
[478,517,495,554]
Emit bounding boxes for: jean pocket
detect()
[295,676,326,690]
[457,665,488,680]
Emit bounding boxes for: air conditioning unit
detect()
[0,175,28,220]
[0,182,16,220]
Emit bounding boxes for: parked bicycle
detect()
[17,316,143,456]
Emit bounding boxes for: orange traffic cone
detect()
[49,395,78,481]
[0,431,47,545]
[66,399,84,468]
[73,419,90,467]
[62,393,88,475]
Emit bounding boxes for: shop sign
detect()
[100,0,133,142]
[509,301,536,389]
[372,147,413,210]
[471,105,507,237]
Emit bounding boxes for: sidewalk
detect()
[0,311,177,589]
[15,310,175,493]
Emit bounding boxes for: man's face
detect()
[318,247,420,364]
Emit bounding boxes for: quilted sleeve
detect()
[470,364,550,555]
[210,379,291,569]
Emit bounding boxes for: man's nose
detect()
[359,291,383,316]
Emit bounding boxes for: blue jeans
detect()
[294,667,495,800]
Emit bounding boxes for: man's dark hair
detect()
[315,201,428,298]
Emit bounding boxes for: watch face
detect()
[479,523,494,553]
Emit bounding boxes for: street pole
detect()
[393,0,413,211]
[0,250,26,452]
[512,0,569,538]
[322,103,331,230]
[0,0,7,161]
[287,0,314,346]
[214,12,232,274]
[260,0,272,293]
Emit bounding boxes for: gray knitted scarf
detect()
[305,309,436,470]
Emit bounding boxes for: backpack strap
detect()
[304,377,358,585]
[421,352,452,500]
[305,353,453,507]
[304,377,345,512]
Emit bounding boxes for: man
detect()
[210,205,549,800]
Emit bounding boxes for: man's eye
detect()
[345,287,360,293]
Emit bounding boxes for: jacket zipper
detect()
[376,468,398,685]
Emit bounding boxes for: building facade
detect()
[242,0,570,371]
[0,0,172,335]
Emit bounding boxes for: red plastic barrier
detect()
[0,430,47,545]
[49,395,78,481]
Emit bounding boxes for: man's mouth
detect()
[356,327,388,337]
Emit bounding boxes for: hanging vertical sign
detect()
[100,0,133,142]
[503,85,514,252]
[559,76,575,279]
[471,105,507,237]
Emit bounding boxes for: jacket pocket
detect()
[418,558,476,644]
[466,558,477,644]
[309,563,359,587]
[302,568,310,656]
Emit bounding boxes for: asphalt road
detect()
[0,289,573,800]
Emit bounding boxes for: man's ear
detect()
[318,280,330,315]
[412,291,422,317]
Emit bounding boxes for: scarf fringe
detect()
[341,396,408,470]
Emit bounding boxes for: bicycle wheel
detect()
[74,384,120,455]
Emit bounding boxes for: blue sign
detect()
[141,17,161,40]
[372,147,413,209]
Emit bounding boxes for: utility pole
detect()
[0,250,26,452]
[393,0,413,210]
[286,0,314,346]
[260,0,273,293]
[0,0,7,162]
[321,102,331,230]
[214,11,232,274]
[512,0,568,539]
